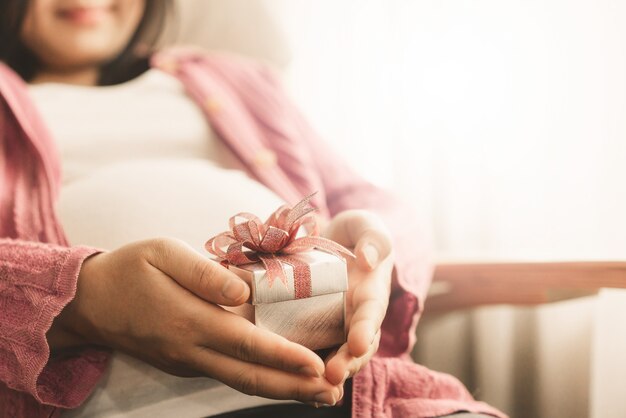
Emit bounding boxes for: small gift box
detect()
[228,250,348,350]
[205,194,353,350]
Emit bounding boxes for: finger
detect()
[347,302,385,357]
[323,345,348,386]
[192,346,342,405]
[323,211,392,271]
[325,330,381,386]
[354,228,393,271]
[145,238,250,306]
[192,304,326,378]
[347,270,391,356]
[324,210,387,248]
[321,348,346,403]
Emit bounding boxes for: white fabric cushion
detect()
[164,0,292,69]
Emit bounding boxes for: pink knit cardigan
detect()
[0,49,505,418]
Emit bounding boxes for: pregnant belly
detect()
[56,159,285,252]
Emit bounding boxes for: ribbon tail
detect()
[259,254,288,289]
[283,236,356,260]
[205,232,237,258]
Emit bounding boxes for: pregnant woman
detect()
[0,1,504,417]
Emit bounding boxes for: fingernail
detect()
[299,366,321,378]
[314,391,336,406]
[362,244,378,269]
[222,279,246,301]
[338,384,345,401]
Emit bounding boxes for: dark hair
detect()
[0,0,172,86]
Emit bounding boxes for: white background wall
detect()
[173,1,626,417]
[269,5,626,413]
[275,0,626,260]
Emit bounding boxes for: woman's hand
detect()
[321,210,394,386]
[51,238,342,406]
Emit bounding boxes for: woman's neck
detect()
[30,67,100,86]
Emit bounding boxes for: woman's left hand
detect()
[321,210,394,388]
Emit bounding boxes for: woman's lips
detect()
[56,6,113,26]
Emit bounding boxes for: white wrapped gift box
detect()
[228,249,348,350]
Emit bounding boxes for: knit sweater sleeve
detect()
[0,239,109,416]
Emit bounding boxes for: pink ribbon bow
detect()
[205,193,354,299]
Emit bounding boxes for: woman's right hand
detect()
[51,238,341,406]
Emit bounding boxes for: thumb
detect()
[354,229,393,271]
[323,210,392,271]
[145,238,250,306]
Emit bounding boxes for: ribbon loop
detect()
[205,192,355,298]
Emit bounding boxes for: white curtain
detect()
[173,1,626,417]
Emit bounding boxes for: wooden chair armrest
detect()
[426,261,626,314]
